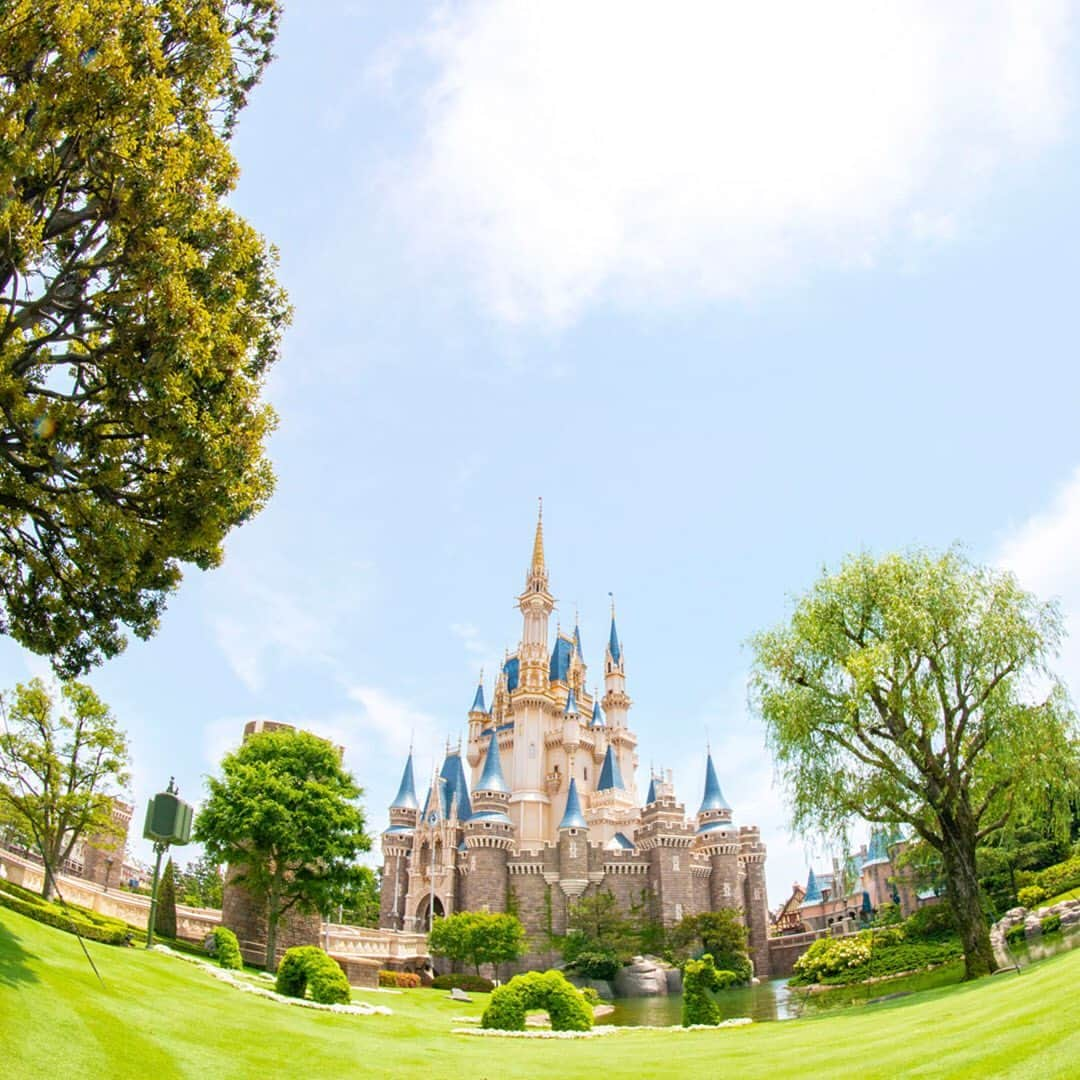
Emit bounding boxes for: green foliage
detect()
[0,878,129,944]
[379,970,421,988]
[0,0,289,676]
[429,911,526,975]
[751,549,1078,980]
[1041,914,1062,935]
[671,910,752,983]
[978,819,1073,916]
[177,855,224,909]
[480,970,593,1032]
[1018,886,1049,909]
[0,679,129,899]
[903,902,957,940]
[870,902,903,927]
[579,985,600,1006]
[1028,854,1080,899]
[564,946,620,981]
[194,730,371,970]
[681,955,738,1027]
[274,946,350,1005]
[1005,924,1027,947]
[430,973,493,992]
[330,865,381,928]
[562,890,637,975]
[209,926,242,970]
[155,859,177,940]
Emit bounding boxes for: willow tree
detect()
[0,1,289,676]
[751,550,1076,979]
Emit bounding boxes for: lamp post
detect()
[143,778,193,948]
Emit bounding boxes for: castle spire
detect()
[597,745,625,791]
[698,751,731,814]
[558,778,587,830]
[530,497,545,577]
[475,732,509,794]
[470,670,486,714]
[389,752,418,810]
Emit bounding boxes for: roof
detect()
[470,810,513,824]
[503,656,520,693]
[645,776,657,804]
[801,867,823,906]
[549,635,573,682]
[558,778,588,830]
[863,828,890,866]
[590,697,604,727]
[597,745,625,791]
[605,832,635,851]
[439,751,472,821]
[697,819,730,835]
[573,623,584,660]
[390,753,418,810]
[697,753,731,814]
[608,615,621,664]
[475,733,509,794]
[470,681,486,713]
[564,686,579,715]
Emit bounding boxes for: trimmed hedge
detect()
[431,973,493,992]
[210,926,243,970]
[275,946,351,1005]
[791,928,961,986]
[1018,885,1049,909]
[481,970,593,1032]
[379,970,421,988]
[682,955,738,1027]
[1018,854,1080,902]
[0,880,130,945]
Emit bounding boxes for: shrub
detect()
[275,946,351,1005]
[790,927,961,986]
[902,903,956,940]
[682,955,738,1027]
[1033,855,1080,898]
[1005,924,1027,947]
[1018,886,1049,909]
[566,946,620,981]
[481,970,593,1032]
[579,986,600,1006]
[211,926,243,970]
[0,881,130,945]
[431,973,493,992]
[1041,914,1062,935]
[154,859,177,941]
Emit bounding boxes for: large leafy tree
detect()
[752,550,1077,979]
[195,729,371,970]
[0,676,130,899]
[671,909,752,983]
[429,911,526,976]
[0,1,289,677]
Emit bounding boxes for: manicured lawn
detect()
[1041,888,1080,908]
[3,906,1080,1079]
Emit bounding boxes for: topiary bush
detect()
[378,970,420,988]
[481,970,593,1032]
[681,955,737,1027]
[579,985,600,1006]
[902,902,956,940]
[1018,885,1049,909]
[210,926,243,970]
[431,973,493,992]
[275,946,351,1005]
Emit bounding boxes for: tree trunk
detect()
[265,880,280,972]
[939,813,995,980]
[41,862,57,902]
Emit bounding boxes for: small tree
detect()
[752,549,1078,979]
[671,910,752,983]
[562,889,638,976]
[195,729,370,970]
[329,865,381,927]
[177,854,225,909]
[0,678,129,899]
[155,858,178,940]
[430,911,526,976]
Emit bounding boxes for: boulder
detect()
[614,956,669,998]
[449,987,472,1003]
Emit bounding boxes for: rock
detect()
[665,968,683,994]
[614,956,669,998]
[1005,907,1027,921]
[449,987,472,1003]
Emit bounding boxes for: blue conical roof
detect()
[591,697,604,727]
[864,828,889,866]
[558,778,587,830]
[645,776,657,804]
[390,753,418,810]
[439,752,472,821]
[597,745,624,791]
[475,734,509,794]
[802,867,823,906]
[573,623,584,659]
[564,687,579,715]
[697,753,730,814]
[470,680,486,713]
[608,615,621,663]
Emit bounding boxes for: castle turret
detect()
[463,734,515,912]
[637,770,696,926]
[602,605,636,794]
[556,778,589,902]
[380,752,419,929]
[740,824,770,978]
[694,751,740,912]
[466,674,487,767]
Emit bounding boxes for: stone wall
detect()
[221,867,321,968]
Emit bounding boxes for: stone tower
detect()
[462,734,515,912]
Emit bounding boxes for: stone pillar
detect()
[463,843,509,912]
[739,826,770,980]
[706,830,741,911]
[379,837,413,929]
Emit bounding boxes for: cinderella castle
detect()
[379,508,771,977]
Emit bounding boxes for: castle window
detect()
[672,855,680,872]
[675,903,683,921]
[583,768,588,782]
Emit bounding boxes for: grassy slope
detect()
[3,907,1080,1080]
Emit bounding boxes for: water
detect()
[604,964,967,1027]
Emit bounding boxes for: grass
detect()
[1040,887,1080,909]
[4,906,1080,1079]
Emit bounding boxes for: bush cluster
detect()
[565,946,620,981]
[791,921,961,986]
[902,903,957,940]
[1041,914,1062,935]
[209,926,243,970]
[0,880,130,945]
[579,985,601,1006]
[1018,854,1080,902]
[681,955,738,1027]
[275,946,351,1005]
[379,970,421,988]
[1017,885,1049,909]
[481,970,593,1032]
[430,973,492,992]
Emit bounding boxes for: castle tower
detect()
[466,675,487,767]
[557,778,590,906]
[740,824,770,979]
[637,772,696,926]
[602,607,637,796]
[463,734,515,912]
[694,752,740,911]
[379,752,419,929]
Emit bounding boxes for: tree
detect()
[194,729,370,970]
[671,910,752,983]
[562,890,638,979]
[177,853,224,909]
[329,864,381,928]
[0,677,129,899]
[429,911,526,976]
[155,857,177,940]
[0,1,290,677]
[752,549,1077,979]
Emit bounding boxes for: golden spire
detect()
[530,496,545,574]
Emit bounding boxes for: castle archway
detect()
[416,894,445,931]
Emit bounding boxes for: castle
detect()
[379,508,771,977]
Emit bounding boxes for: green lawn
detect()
[3,906,1080,1079]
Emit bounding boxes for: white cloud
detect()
[996,464,1080,702]
[346,684,442,760]
[387,1,1071,326]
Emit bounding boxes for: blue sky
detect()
[4,2,1080,905]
